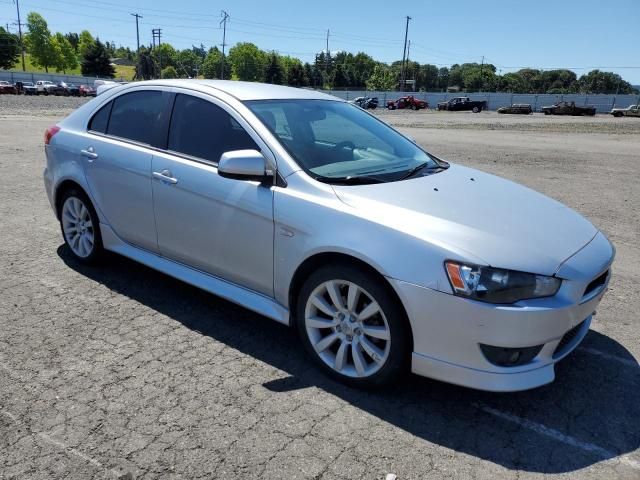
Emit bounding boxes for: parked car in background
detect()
[437,96,487,113]
[0,81,17,94]
[497,104,533,114]
[350,96,379,110]
[36,80,56,95]
[43,80,615,391]
[20,82,37,95]
[50,82,80,96]
[541,101,596,116]
[79,84,97,97]
[610,104,639,118]
[386,95,428,110]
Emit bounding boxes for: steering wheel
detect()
[332,141,356,152]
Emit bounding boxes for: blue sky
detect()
[2,0,639,83]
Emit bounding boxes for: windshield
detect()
[245,99,440,183]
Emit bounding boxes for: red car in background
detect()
[0,81,18,94]
[386,95,428,110]
[79,84,97,97]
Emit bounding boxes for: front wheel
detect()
[59,189,103,264]
[296,265,410,388]
[472,106,481,113]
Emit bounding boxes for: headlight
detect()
[444,261,561,304]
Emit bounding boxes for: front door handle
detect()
[153,169,178,185]
[80,147,98,160]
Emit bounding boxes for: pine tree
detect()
[263,51,284,85]
[81,39,115,78]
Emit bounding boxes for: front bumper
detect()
[390,232,614,392]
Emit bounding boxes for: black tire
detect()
[58,188,103,264]
[472,106,480,113]
[387,104,394,110]
[544,110,551,115]
[295,264,410,389]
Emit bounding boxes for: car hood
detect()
[331,164,597,276]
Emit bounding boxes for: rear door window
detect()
[167,94,258,162]
[107,91,165,145]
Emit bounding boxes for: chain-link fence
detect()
[327,90,640,113]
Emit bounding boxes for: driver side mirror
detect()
[218,149,272,182]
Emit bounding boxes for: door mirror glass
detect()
[218,149,271,181]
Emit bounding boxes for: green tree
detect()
[0,27,20,70]
[175,49,202,77]
[64,32,79,52]
[228,42,266,81]
[161,65,178,79]
[25,12,56,72]
[264,51,284,84]
[77,30,95,58]
[578,70,637,94]
[152,43,177,71]
[366,65,397,91]
[81,39,115,78]
[134,48,158,80]
[52,32,78,73]
[286,62,308,86]
[437,67,450,91]
[202,46,230,79]
[331,63,350,88]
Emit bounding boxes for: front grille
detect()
[553,320,587,359]
[583,270,608,299]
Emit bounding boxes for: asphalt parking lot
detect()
[1,96,639,479]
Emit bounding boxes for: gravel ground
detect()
[1,99,639,480]
[0,95,90,116]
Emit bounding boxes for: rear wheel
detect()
[472,106,480,113]
[296,265,410,388]
[59,189,103,264]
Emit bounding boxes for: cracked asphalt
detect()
[1,98,639,479]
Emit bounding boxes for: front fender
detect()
[272,173,481,308]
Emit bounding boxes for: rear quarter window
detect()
[88,101,112,133]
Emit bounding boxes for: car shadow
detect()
[58,246,640,474]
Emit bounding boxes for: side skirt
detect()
[100,223,291,326]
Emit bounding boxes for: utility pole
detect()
[14,0,26,71]
[400,16,411,91]
[479,55,485,91]
[131,13,142,53]
[220,10,229,79]
[325,29,330,72]
[152,28,162,77]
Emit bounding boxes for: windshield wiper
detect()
[398,162,448,180]
[314,175,386,185]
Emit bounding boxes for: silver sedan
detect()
[43,80,614,391]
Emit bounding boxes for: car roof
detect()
[122,79,338,101]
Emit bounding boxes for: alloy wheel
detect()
[304,279,391,378]
[61,197,95,258]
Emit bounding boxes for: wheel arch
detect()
[54,179,90,219]
[287,252,414,351]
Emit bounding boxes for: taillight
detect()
[44,125,60,145]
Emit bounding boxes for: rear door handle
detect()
[80,147,98,160]
[153,170,178,185]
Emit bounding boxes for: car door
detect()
[151,92,275,296]
[630,106,640,117]
[82,89,172,252]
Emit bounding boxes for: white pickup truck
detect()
[35,80,55,95]
[610,105,640,118]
